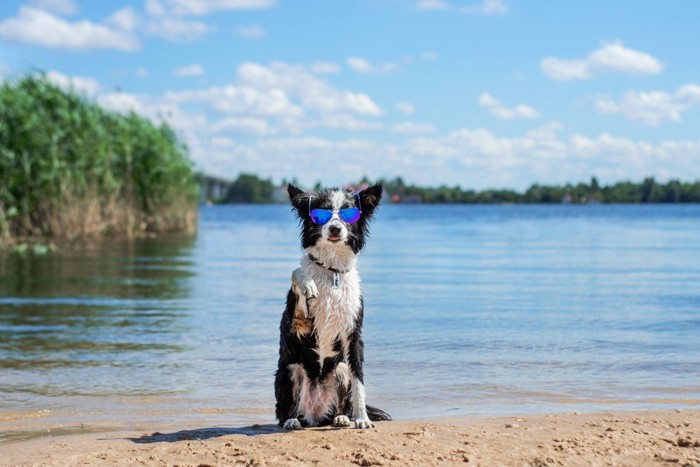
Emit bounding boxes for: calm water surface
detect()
[1,204,699,440]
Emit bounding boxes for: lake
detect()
[1,204,699,441]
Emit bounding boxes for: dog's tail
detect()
[366,404,392,422]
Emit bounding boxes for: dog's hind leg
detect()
[275,364,297,428]
[332,363,352,428]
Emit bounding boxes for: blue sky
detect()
[2,0,700,190]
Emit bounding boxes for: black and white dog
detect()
[275,183,391,430]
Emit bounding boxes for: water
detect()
[1,204,699,441]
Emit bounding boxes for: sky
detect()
[1,0,700,190]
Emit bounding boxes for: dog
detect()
[275,183,391,430]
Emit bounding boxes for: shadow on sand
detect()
[128,423,282,444]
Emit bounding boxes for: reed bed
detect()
[0,75,198,245]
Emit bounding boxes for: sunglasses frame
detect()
[308,193,362,226]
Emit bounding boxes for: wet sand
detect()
[1,409,698,466]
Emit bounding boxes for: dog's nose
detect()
[328,225,341,237]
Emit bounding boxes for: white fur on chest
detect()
[301,257,361,364]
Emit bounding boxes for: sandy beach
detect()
[1,409,698,466]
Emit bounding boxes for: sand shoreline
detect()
[1,409,698,466]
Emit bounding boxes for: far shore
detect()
[1,409,698,466]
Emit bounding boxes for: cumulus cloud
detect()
[309,61,340,74]
[234,24,265,39]
[417,0,508,15]
[235,62,383,116]
[595,84,700,126]
[478,92,539,120]
[209,136,234,147]
[417,0,450,10]
[28,0,78,16]
[541,41,664,81]
[201,123,700,191]
[390,122,437,134]
[211,117,271,135]
[396,102,416,115]
[174,64,205,77]
[162,61,383,136]
[158,0,276,16]
[107,8,137,31]
[45,70,101,95]
[145,0,214,41]
[0,6,139,51]
[166,85,304,119]
[346,57,402,74]
[461,0,508,15]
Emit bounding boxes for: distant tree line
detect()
[376,176,700,204]
[1,75,198,244]
[219,174,700,204]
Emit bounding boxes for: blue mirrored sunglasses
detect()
[309,194,362,225]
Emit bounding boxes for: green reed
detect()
[0,75,198,244]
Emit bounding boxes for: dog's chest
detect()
[304,265,361,361]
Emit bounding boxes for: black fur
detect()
[275,184,390,428]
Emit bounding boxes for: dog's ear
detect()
[358,183,383,218]
[287,183,309,217]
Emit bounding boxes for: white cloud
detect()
[201,124,700,190]
[396,102,416,115]
[0,6,139,51]
[234,24,265,39]
[107,8,137,31]
[211,116,271,136]
[54,66,700,190]
[478,92,539,120]
[391,122,436,134]
[320,114,384,132]
[541,41,664,81]
[389,123,700,189]
[209,136,234,147]
[99,92,147,114]
[461,0,508,15]
[540,58,590,81]
[417,0,450,10]
[29,0,78,16]
[146,16,212,41]
[45,70,101,95]
[174,64,205,77]
[145,0,214,42]
[158,0,276,16]
[166,85,304,119]
[676,83,700,105]
[235,62,383,116]
[418,0,508,15]
[346,56,402,74]
[309,61,340,74]
[346,57,372,73]
[98,90,207,135]
[595,83,700,126]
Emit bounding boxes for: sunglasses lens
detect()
[310,209,332,225]
[339,207,361,224]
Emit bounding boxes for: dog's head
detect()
[288,184,382,254]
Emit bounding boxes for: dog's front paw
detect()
[302,278,318,299]
[332,415,352,428]
[283,418,303,430]
[354,417,375,429]
[292,268,318,299]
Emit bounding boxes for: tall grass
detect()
[0,74,198,244]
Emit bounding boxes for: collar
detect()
[307,253,352,274]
